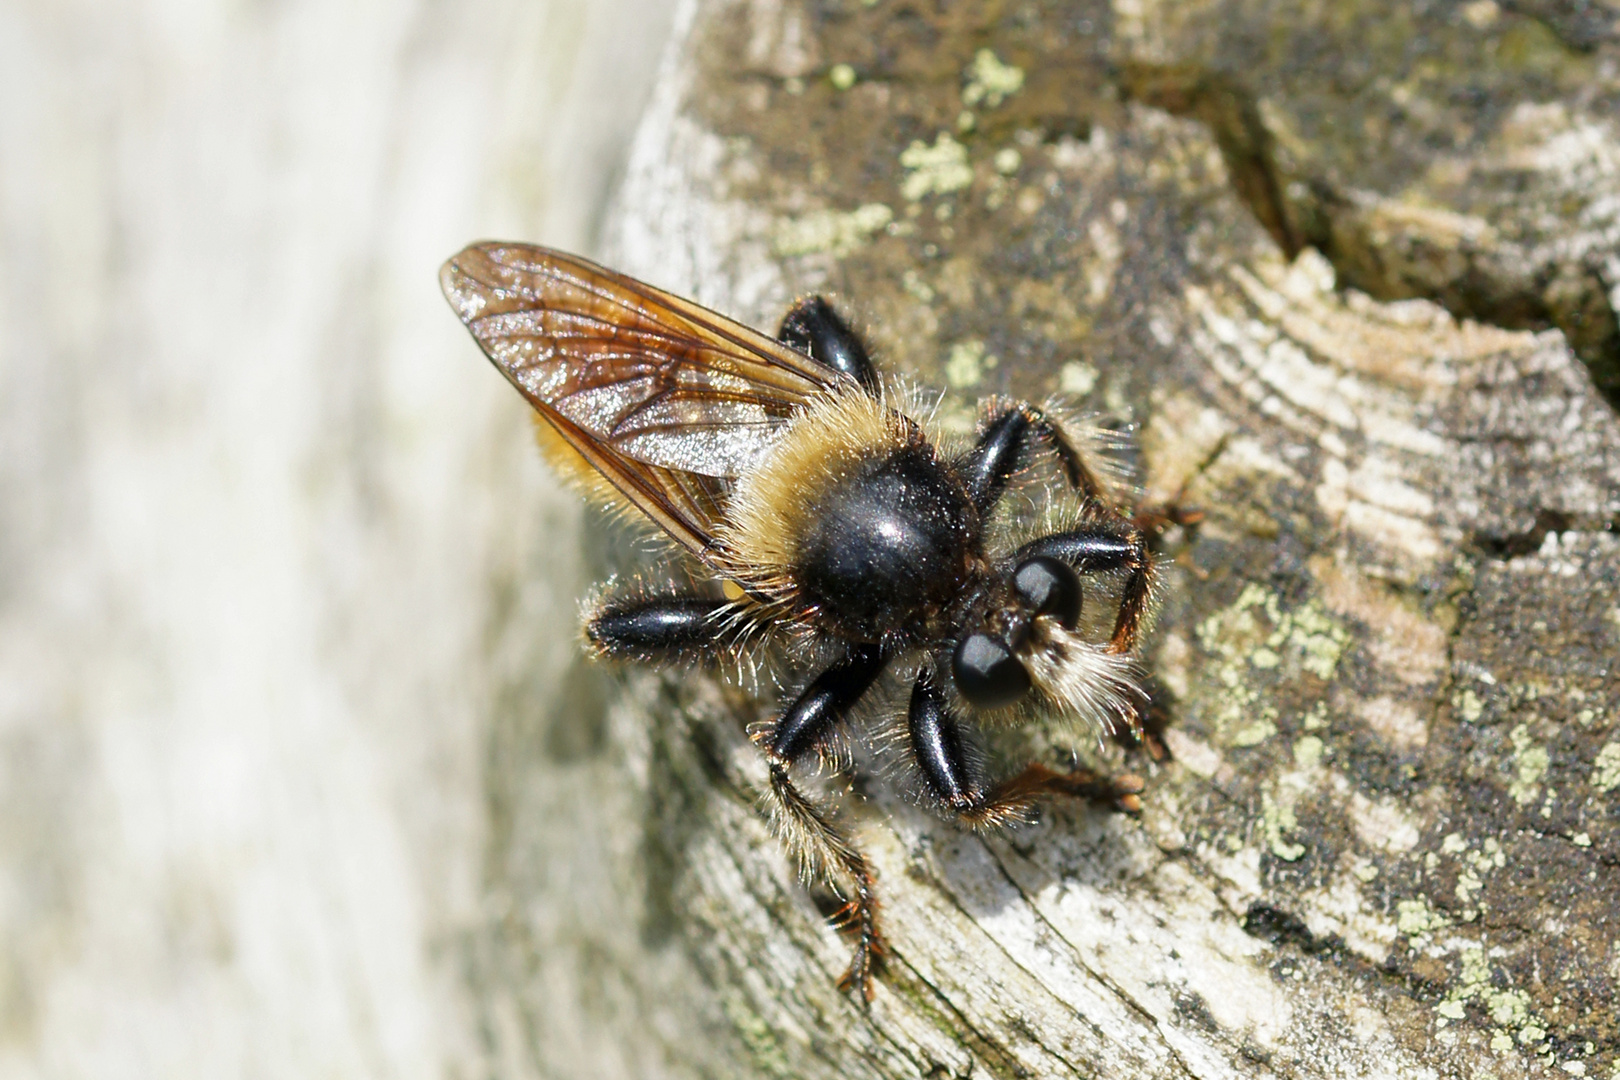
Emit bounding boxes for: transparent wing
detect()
[441,242,845,563]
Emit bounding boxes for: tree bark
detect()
[476,2,1620,1077]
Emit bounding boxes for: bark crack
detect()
[1118,61,1620,411]
[975,835,1202,1080]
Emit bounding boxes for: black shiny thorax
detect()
[793,441,980,642]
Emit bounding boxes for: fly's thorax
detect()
[722,388,981,641]
[794,442,980,640]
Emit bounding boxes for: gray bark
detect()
[10,0,1612,1077]
[475,2,1620,1078]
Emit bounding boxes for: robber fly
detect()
[440,243,1159,1001]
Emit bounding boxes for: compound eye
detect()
[952,632,1032,709]
[1013,556,1082,628]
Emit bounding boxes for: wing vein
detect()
[441,241,846,560]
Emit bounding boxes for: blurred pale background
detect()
[0,1,676,1075]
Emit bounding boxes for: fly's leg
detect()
[778,296,879,394]
[585,593,739,662]
[1015,528,1155,654]
[907,669,1144,828]
[956,400,1118,514]
[965,763,1146,825]
[757,643,889,1001]
[766,764,886,1000]
[593,596,891,998]
[963,399,1203,533]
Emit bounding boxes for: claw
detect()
[1132,503,1205,533]
[836,952,868,1000]
[836,937,885,1004]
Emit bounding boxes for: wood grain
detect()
[473,1,1620,1077]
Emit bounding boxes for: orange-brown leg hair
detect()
[1132,502,1205,533]
[756,645,890,1002]
[764,765,885,1000]
[907,670,1144,830]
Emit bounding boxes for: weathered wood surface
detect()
[0,2,672,1076]
[476,2,1620,1078]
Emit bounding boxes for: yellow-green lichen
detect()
[1435,834,1502,919]
[1058,360,1097,395]
[1457,688,1485,723]
[901,268,935,304]
[961,49,1024,109]
[1288,602,1350,679]
[1231,718,1278,747]
[1293,734,1325,768]
[1198,584,1348,680]
[1216,684,1276,746]
[1194,585,1348,745]
[899,133,974,200]
[1435,943,1552,1054]
[943,339,995,389]
[1471,837,1506,873]
[772,203,893,257]
[1514,679,1549,703]
[1490,989,1535,1034]
[828,63,856,90]
[1261,789,1306,861]
[1508,724,1550,806]
[1396,896,1449,937]
[1591,741,1620,793]
[1455,869,1483,907]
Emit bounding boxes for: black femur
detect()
[952,632,1031,708]
[1013,556,1082,628]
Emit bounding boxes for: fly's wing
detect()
[441,242,845,566]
